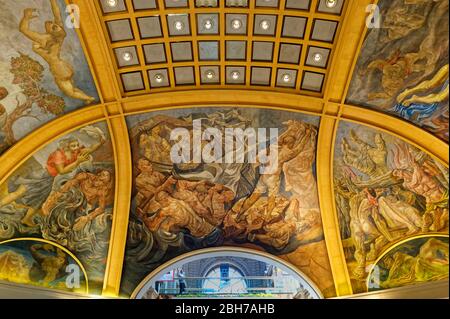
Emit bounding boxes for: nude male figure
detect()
[19,0,95,104]
[43,170,114,231]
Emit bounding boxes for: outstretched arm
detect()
[79,137,106,158]
[50,0,63,27]
[19,9,48,45]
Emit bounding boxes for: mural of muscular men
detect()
[122,108,336,297]
[334,122,449,293]
[0,123,114,294]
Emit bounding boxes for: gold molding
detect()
[316,116,353,296]
[326,0,378,103]
[121,89,324,115]
[101,109,133,297]
[69,0,122,102]
[0,91,448,298]
[0,105,105,186]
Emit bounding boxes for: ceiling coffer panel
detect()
[97,0,346,96]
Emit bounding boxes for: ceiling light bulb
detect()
[231,71,240,80]
[107,0,117,7]
[154,73,164,83]
[282,74,291,83]
[260,20,270,30]
[205,70,215,79]
[204,19,213,30]
[313,53,323,62]
[174,21,184,31]
[122,51,132,62]
[326,0,337,8]
[231,19,242,30]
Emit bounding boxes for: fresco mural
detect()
[0,0,99,154]
[334,121,449,293]
[346,0,449,142]
[120,107,336,297]
[0,122,114,294]
[367,236,448,291]
[0,239,88,293]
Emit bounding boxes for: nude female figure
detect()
[19,0,95,105]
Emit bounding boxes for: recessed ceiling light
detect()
[107,0,117,7]
[204,19,213,30]
[231,71,240,80]
[231,19,242,30]
[282,74,291,83]
[122,51,133,62]
[154,73,164,83]
[205,70,215,79]
[174,21,184,31]
[260,20,270,30]
[313,53,323,62]
[325,0,337,8]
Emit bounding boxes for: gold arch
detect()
[0,0,447,298]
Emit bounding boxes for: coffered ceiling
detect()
[96,0,346,97]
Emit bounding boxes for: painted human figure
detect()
[19,0,95,104]
[239,122,309,218]
[342,131,388,178]
[29,243,68,284]
[143,191,215,238]
[201,184,235,226]
[172,180,211,218]
[134,158,168,214]
[393,162,449,232]
[43,170,114,231]
[139,126,172,163]
[0,135,105,226]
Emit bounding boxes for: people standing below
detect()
[178,268,186,295]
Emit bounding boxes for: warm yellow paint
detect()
[316,117,353,296]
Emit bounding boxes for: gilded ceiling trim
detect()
[0,105,105,186]
[324,0,376,102]
[101,111,133,297]
[68,0,123,101]
[120,89,325,115]
[316,117,353,296]
[0,91,448,298]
